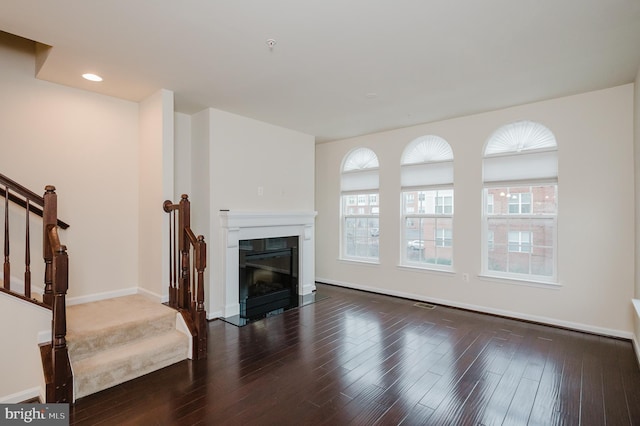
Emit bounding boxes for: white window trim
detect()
[340,196,380,263]
[401,187,454,272]
[341,147,380,264]
[478,273,562,288]
[481,186,558,283]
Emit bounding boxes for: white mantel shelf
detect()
[219,210,317,318]
[219,210,317,229]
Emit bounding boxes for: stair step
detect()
[66,295,178,360]
[65,294,191,400]
[72,330,189,399]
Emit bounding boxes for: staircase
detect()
[66,295,189,400]
[1,173,208,403]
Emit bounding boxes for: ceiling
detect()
[1,1,640,142]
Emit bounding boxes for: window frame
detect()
[400,135,454,272]
[341,190,380,262]
[482,121,558,284]
[340,147,380,264]
[481,182,558,284]
[401,187,454,270]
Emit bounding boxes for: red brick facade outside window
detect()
[484,184,557,277]
[342,193,379,260]
[402,189,453,267]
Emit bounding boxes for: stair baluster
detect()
[0,175,72,403]
[25,199,31,298]
[4,185,9,290]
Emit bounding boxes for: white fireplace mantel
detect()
[219,210,317,318]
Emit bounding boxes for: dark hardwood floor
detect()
[69,283,640,425]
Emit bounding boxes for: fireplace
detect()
[219,211,317,319]
[239,236,298,318]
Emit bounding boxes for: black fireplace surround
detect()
[239,236,299,319]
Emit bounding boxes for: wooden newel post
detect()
[178,194,191,311]
[42,186,57,306]
[163,194,208,359]
[195,235,207,359]
[51,244,72,402]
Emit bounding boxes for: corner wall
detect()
[316,84,635,337]
[0,32,140,300]
[186,108,315,317]
[139,89,174,300]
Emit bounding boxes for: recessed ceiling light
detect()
[82,73,103,82]
[365,93,378,98]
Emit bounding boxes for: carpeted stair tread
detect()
[65,294,191,400]
[66,295,178,360]
[66,294,176,335]
[72,329,189,399]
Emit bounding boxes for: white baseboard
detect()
[300,282,317,295]
[0,387,40,403]
[67,287,138,306]
[136,287,166,304]
[207,310,223,320]
[316,277,634,340]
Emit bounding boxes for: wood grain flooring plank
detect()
[476,331,546,426]
[67,284,640,426]
[579,334,606,426]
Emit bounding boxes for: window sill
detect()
[338,258,380,266]
[478,274,561,289]
[397,264,455,275]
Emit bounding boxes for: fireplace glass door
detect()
[239,236,299,318]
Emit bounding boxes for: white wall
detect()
[174,112,192,199]
[0,32,140,300]
[0,294,51,402]
[186,108,315,317]
[138,89,174,300]
[189,110,211,237]
[316,84,635,337]
[208,108,316,212]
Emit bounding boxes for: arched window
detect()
[341,148,380,262]
[401,135,454,269]
[482,120,558,282]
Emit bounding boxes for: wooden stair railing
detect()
[163,194,207,360]
[0,175,72,403]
